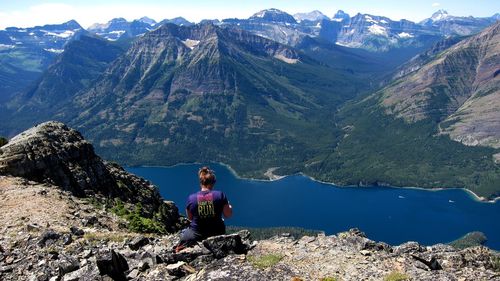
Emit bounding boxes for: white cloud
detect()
[432,2,441,7]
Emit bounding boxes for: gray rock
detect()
[412,255,443,270]
[62,265,100,281]
[62,234,73,245]
[26,223,42,232]
[203,233,249,259]
[96,249,129,281]
[395,241,424,254]
[38,230,61,247]
[82,216,98,227]
[128,236,149,250]
[166,261,196,277]
[127,269,140,279]
[70,226,84,237]
[58,254,80,276]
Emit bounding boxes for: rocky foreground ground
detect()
[1,122,499,281]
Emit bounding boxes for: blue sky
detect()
[0,0,498,29]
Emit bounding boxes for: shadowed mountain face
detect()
[380,22,500,149]
[2,23,389,173]
[51,23,374,173]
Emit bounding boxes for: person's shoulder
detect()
[188,192,199,200]
[213,190,227,198]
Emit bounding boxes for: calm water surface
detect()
[127,163,500,250]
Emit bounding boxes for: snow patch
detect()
[254,10,266,18]
[0,44,15,49]
[315,22,322,28]
[109,30,126,35]
[332,18,344,22]
[398,32,414,38]
[380,19,388,24]
[368,24,387,36]
[182,39,200,50]
[274,54,298,64]
[44,48,64,53]
[365,15,378,24]
[44,30,75,38]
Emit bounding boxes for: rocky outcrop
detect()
[0,121,116,196]
[0,121,182,232]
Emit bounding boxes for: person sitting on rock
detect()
[176,166,233,252]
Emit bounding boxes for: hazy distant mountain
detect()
[88,17,194,41]
[419,9,498,36]
[218,8,497,52]
[293,10,329,22]
[138,16,157,26]
[9,35,124,118]
[332,10,350,22]
[87,18,154,40]
[250,8,297,24]
[0,20,83,102]
[156,17,194,27]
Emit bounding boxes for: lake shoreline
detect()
[128,162,499,204]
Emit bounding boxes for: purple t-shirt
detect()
[186,190,228,237]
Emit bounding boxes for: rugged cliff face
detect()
[0,121,182,232]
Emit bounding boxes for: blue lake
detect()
[127,163,500,250]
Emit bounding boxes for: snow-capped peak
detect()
[333,10,350,22]
[138,16,156,26]
[293,10,328,22]
[250,8,297,24]
[431,9,449,21]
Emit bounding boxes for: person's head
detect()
[198,166,216,188]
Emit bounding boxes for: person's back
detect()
[187,189,228,237]
[177,167,232,250]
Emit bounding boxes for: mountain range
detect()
[1,9,499,199]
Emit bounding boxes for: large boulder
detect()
[0,121,115,196]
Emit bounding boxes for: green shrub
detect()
[384,271,410,281]
[110,198,129,217]
[111,200,166,234]
[126,202,166,234]
[248,254,283,269]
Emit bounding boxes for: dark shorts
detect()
[179,227,203,247]
[178,225,226,247]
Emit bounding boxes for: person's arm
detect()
[186,208,193,220]
[223,202,232,218]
